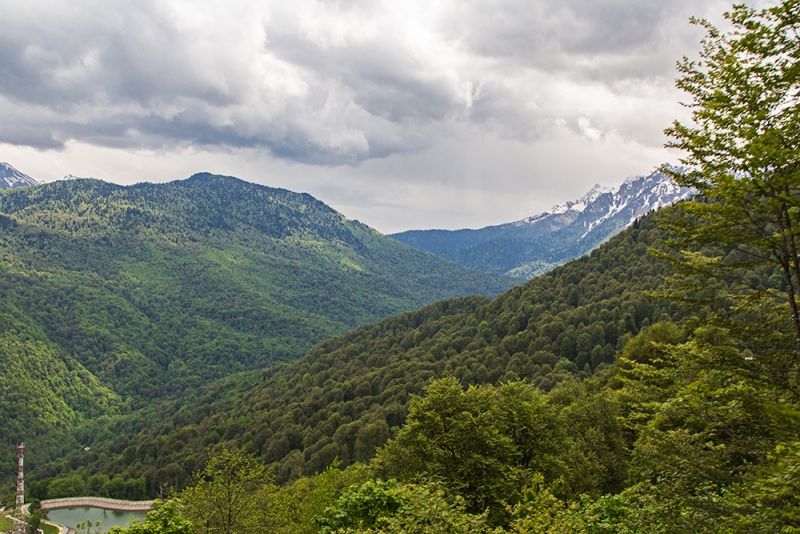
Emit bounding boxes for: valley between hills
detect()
[0,172,516,483]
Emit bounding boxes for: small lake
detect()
[45,507,147,531]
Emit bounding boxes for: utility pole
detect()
[15,443,24,534]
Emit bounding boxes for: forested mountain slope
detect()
[0,173,514,481]
[32,214,681,495]
[0,302,116,473]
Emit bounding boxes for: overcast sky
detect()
[0,0,752,233]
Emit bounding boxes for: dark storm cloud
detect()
[0,0,728,164]
[447,0,725,74]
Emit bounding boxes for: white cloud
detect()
[0,0,736,231]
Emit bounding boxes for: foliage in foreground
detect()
[110,368,626,533]
[111,312,800,533]
[314,479,494,534]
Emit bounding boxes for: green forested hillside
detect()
[0,302,116,473]
[31,214,679,495]
[0,174,514,480]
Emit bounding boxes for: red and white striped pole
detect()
[15,443,24,534]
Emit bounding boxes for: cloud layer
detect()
[0,0,744,230]
[1,0,728,160]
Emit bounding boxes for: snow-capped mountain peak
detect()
[0,162,39,189]
[513,184,612,226]
[578,168,693,238]
[548,184,612,216]
[510,167,693,236]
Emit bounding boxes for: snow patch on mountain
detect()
[513,168,692,236]
[514,184,615,226]
[578,167,693,238]
[0,163,38,188]
[549,183,614,215]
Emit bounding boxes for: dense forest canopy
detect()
[0,174,515,480]
[24,212,675,498]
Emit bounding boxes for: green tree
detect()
[27,499,40,513]
[495,381,561,475]
[504,475,588,534]
[262,463,367,534]
[547,380,628,498]
[312,479,410,533]
[373,377,518,517]
[181,448,269,534]
[661,0,800,375]
[313,480,492,534]
[615,320,800,532]
[47,476,85,499]
[354,421,390,463]
[636,2,800,528]
[27,510,44,534]
[107,500,193,534]
[722,441,800,531]
[76,520,104,534]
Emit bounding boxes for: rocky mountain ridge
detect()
[391,166,693,278]
[0,162,39,188]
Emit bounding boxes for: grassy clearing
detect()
[0,514,19,530]
[0,514,59,534]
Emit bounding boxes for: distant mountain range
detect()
[390,166,694,278]
[0,162,39,188]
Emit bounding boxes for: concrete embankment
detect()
[41,518,69,534]
[40,497,153,512]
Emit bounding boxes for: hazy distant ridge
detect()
[391,167,694,278]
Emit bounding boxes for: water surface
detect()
[45,507,147,530]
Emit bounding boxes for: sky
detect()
[0,0,750,233]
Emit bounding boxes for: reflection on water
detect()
[45,507,147,530]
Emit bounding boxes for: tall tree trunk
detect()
[776,203,800,360]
